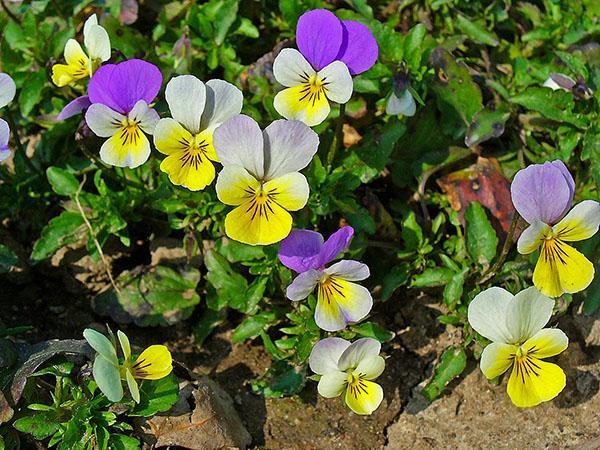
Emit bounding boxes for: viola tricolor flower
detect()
[468,286,568,408]
[154,75,242,191]
[511,160,600,297]
[85,59,162,168]
[214,115,318,246]
[272,9,378,126]
[386,69,416,117]
[51,15,111,87]
[279,226,373,332]
[0,73,16,162]
[83,328,173,403]
[309,337,385,415]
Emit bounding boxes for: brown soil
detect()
[2,253,599,450]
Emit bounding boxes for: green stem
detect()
[326,103,346,171]
[0,0,21,25]
[476,211,520,285]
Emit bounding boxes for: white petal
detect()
[324,260,369,281]
[129,100,159,135]
[553,200,600,242]
[479,342,516,379]
[273,48,316,87]
[262,119,319,179]
[386,90,416,117]
[0,118,9,147]
[117,330,131,361]
[517,221,550,254]
[309,337,351,375]
[505,286,554,343]
[354,355,385,380]
[0,73,16,109]
[83,14,99,35]
[317,370,348,398]
[85,103,125,138]
[338,338,381,372]
[213,114,265,178]
[318,61,353,104]
[201,79,243,130]
[467,286,514,343]
[286,270,321,301]
[543,77,561,90]
[165,75,206,134]
[84,23,111,62]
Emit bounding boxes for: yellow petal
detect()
[315,277,372,332]
[224,199,293,246]
[160,150,216,191]
[100,125,151,168]
[523,328,568,359]
[154,118,193,156]
[344,378,383,415]
[132,345,173,380]
[216,165,260,206]
[506,357,566,408]
[479,342,517,379]
[533,239,594,297]
[51,40,90,87]
[554,201,600,242]
[263,172,309,212]
[274,84,331,127]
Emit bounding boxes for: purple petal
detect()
[511,160,574,225]
[57,96,91,120]
[88,59,162,114]
[0,119,10,162]
[336,20,378,75]
[317,226,354,267]
[278,229,324,272]
[296,9,343,71]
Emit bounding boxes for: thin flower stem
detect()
[0,0,21,25]
[476,211,520,285]
[5,109,40,175]
[326,102,346,171]
[74,174,121,295]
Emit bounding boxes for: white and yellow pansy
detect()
[468,286,568,408]
[51,15,111,87]
[309,337,385,415]
[214,114,318,246]
[273,48,352,127]
[154,75,243,191]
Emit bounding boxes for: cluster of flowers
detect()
[1,9,596,415]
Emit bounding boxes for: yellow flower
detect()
[214,115,318,245]
[468,287,568,408]
[154,76,243,191]
[517,201,600,297]
[117,331,173,403]
[51,15,111,87]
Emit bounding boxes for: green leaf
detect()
[402,211,423,252]
[465,202,498,268]
[381,263,411,301]
[46,167,79,196]
[250,360,306,398]
[108,434,141,450]
[31,211,85,261]
[232,312,276,343]
[411,267,455,288]
[465,109,510,147]
[130,374,179,417]
[14,414,60,440]
[443,268,468,309]
[422,346,467,401]
[217,239,265,262]
[19,71,46,116]
[92,266,201,327]
[455,15,499,46]
[0,244,19,274]
[351,322,395,342]
[404,23,427,70]
[510,87,587,128]
[204,250,248,310]
[195,308,227,345]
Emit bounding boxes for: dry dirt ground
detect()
[1,251,599,450]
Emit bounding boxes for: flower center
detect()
[243,183,281,221]
[512,345,542,383]
[72,56,90,79]
[179,134,210,169]
[299,74,328,105]
[541,235,569,267]
[346,371,368,399]
[119,118,142,147]
[318,275,345,304]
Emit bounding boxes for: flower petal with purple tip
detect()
[317,226,354,267]
[88,59,162,114]
[296,9,343,71]
[336,20,378,75]
[0,118,11,162]
[279,229,324,272]
[511,160,574,225]
[57,96,91,120]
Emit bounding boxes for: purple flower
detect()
[510,160,574,225]
[0,73,16,163]
[272,9,378,126]
[278,227,372,332]
[57,96,92,121]
[85,59,162,168]
[0,119,10,162]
